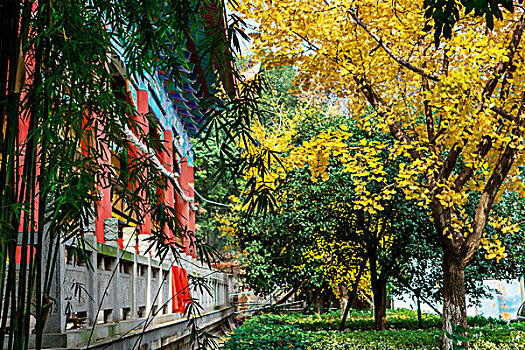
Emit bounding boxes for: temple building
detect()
[7,1,236,349]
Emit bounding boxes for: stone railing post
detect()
[132,250,138,320]
[111,255,120,324]
[85,234,98,326]
[42,227,66,333]
[147,255,152,315]
[81,209,99,327]
[157,264,164,315]
[122,226,136,253]
[167,266,173,314]
[104,219,120,323]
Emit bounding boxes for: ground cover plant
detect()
[221,309,525,350]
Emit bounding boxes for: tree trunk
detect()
[323,291,331,312]
[372,274,387,330]
[370,255,387,330]
[338,284,348,316]
[415,290,422,329]
[275,287,297,306]
[340,258,367,330]
[303,291,315,313]
[442,252,468,350]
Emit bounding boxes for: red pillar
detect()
[16,39,39,233]
[188,164,196,259]
[14,123,36,270]
[94,119,112,243]
[17,116,29,233]
[160,130,175,245]
[176,156,190,255]
[127,89,151,237]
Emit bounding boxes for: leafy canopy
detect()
[424,0,520,45]
[238,0,525,264]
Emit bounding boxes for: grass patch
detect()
[221,309,525,350]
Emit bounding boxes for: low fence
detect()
[13,233,234,349]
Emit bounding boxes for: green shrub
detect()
[312,329,441,350]
[260,309,441,330]
[221,310,525,350]
[222,316,317,350]
[468,314,506,327]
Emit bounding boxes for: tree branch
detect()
[476,14,525,110]
[428,128,445,145]
[465,139,517,264]
[441,14,525,193]
[437,143,461,182]
[491,106,517,122]
[355,76,420,160]
[441,49,449,77]
[452,136,492,192]
[465,91,525,264]
[395,275,443,316]
[347,8,439,81]
[418,36,435,142]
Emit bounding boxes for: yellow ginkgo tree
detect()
[238,0,525,347]
[219,102,442,330]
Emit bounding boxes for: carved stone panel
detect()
[136,275,146,308]
[118,274,132,309]
[104,218,119,245]
[81,207,96,234]
[64,266,89,313]
[98,270,113,310]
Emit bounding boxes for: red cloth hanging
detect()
[171,267,181,312]
[117,237,124,250]
[180,268,192,304]
[171,266,192,314]
[172,266,185,313]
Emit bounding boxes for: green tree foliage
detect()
[193,138,238,250]
[424,0,521,45]
[193,65,300,250]
[392,190,525,327]
[219,95,440,330]
[221,65,525,337]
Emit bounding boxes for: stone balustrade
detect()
[14,233,234,349]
